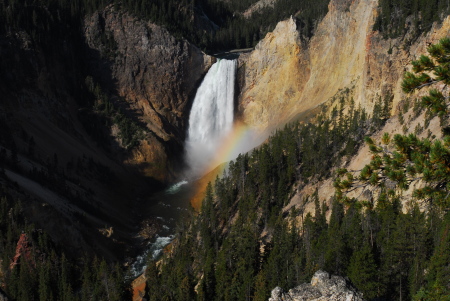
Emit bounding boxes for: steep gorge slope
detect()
[238,0,450,133]
[0,4,214,260]
[84,5,214,181]
[236,0,450,222]
[145,31,450,301]
[0,30,135,259]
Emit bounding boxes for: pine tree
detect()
[253,270,269,301]
[146,259,160,301]
[347,241,379,300]
[408,204,430,296]
[39,260,54,301]
[402,38,450,120]
[424,212,450,298]
[324,199,348,274]
[336,38,450,213]
[179,275,195,301]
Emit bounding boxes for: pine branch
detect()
[414,79,441,90]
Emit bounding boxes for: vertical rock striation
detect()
[84,5,215,180]
[238,0,450,134]
[238,16,309,132]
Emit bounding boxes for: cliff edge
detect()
[84,5,214,180]
[238,0,450,134]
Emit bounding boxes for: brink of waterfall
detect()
[185,59,237,178]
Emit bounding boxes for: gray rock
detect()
[269,271,364,301]
[83,4,215,179]
[84,5,214,141]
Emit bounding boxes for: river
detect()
[129,180,196,277]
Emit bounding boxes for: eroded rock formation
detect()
[269,270,364,301]
[0,4,216,260]
[9,233,34,270]
[238,0,450,134]
[238,16,309,131]
[84,5,214,180]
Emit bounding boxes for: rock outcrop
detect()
[269,270,364,301]
[0,28,146,260]
[242,0,278,18]
[0,2,215,263]
[9,233,34,270]
[84,5,214,180]
[132,273,147,301]
[238,0,450,134]
[238,16,309,132]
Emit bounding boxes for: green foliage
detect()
[421,212,450,299]
[0,0,329,68]
[149,168,450,301]
[146,94,439,300]
[148,38,450,301]
[373,0,449,40]
[338,131,450,208]
[118,0,330,52]
[347,242,378,300]
[402,38,450,103]
[0,0,82,44]
[333,37,450,300]
[113,110,146,149]
[372,94,393,130]
[0,0,330,54]
[82,77,146,150]
[337,39,450,210]
[0,191,131,301]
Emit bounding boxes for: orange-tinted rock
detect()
[132,274,147,301]
[238,0,450,134]
[9,233,34,270]
[84,5,214,180]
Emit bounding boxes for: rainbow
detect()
[208,121,251,174]
[190,121,256,210]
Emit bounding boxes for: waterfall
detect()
[185,59,237,178]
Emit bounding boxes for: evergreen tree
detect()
[39,260,54,301]
[253,270,269,301]
[335,38,450,300]
[347,241,379,300]
[324,199,348,274]
[146,259,160,301]
[424,212,450,298]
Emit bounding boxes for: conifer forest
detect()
[0,0,450,300]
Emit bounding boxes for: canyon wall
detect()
[84,5,214,180]
[0,4,214,260]
[237,16,310,130]
[238,0,450,133]
[0,29,139,259]
[237,0,450,219]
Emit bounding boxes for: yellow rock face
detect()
[238,0,450,133]
[238,17,310,132]
[125,138,169,182]
[302,0,377,113]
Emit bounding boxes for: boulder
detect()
[269,270,364,301]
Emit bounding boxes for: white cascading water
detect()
[130,59,237,277]
[185,59,237,178]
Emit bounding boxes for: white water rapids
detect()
[185,59,237,178]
